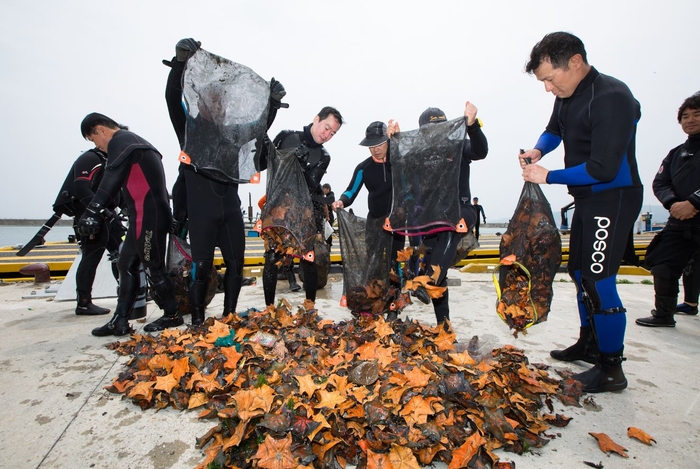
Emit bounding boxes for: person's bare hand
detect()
[464,101,478,126]
[331,200,344,211]
[670,200,699,220]
[522,163,549,184]
[519,148,542,167]
[387,119,400,138]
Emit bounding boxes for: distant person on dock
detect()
[322,183,335,247]
[520,32,643,393]
[77,113,181,336]
[54,148,124,316]
[164,38,287,322]
[472,197,486,241]
[388,101,488,325]
[636,92,700,327]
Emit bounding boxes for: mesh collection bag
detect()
[166,235,218,316]
[180,48,270,184]
[494,182,561,334]
[257,148,317,263]
[338,209,401,315]
[385,117,468,237]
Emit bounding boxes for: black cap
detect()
[359,121,388,147]
[418,107,447,127]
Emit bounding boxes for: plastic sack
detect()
[494,182,561,334]
[385,117,468,237]
[166,235,218,316]
[297,237,330,289]
[338,209,402,315]
[258,148,316,262]
[180,48,270,184]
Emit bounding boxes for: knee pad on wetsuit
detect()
[193,260,213,282]
[581,276,626,315]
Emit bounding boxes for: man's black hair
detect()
[80,112,128,139]
[677,92,700,123]
[317,106,344,126]
[525,32,588,74]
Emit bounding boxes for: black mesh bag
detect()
[180,48,270,184]
[166,235,218,316]
[495,182,562,333]
[258,148,316,262]
[337,209,397,315]
[386,117,468,237]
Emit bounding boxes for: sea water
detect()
[0,225,77,249]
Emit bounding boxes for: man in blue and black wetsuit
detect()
[77,113,182,336]
[520,32,643,393]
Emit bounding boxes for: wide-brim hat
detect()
[359,121,388,147]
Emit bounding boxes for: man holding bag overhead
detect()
[520,32,643,393]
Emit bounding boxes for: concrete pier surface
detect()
[1,269,698,469]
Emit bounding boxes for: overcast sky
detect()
[2,0,698,223]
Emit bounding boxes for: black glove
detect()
[175,38,201,62]
[170,213,188,239]
[269,78,288,109]
[77,202,111,237]
[294,143,310,168]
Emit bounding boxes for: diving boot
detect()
[411,285,431,304]
[189,275,209,327]
[676,302,699,315]
[573,349,627,393]
[92,312,130,337]
[143,314,183,332]
[285,266,301,292]
[636,295,677,327]
[76,302,111,316]
[550,326,598,364]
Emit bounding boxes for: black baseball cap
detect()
[359,121,388,147]
[418,107,447,127]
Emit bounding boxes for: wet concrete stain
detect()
[35,414,54,425]
[636,379,658,388]
[147,440,190,469]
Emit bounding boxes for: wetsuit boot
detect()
[189,261,212,326]
[573,348,627,393]
[222,257,243,317]
[144,269,183,332]
[76,293,110,316]
[91,309,130,337]
[432,288,450,325]
[635,295,677,327]
[286,266,301,292]
[550,327,598,364]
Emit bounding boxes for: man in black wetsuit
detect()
[164,38,286,325]
[333,121,405,319]
[262,107,343,306]
[77,113,181,336]
[387,103,488,325]
[472,197,486,241]
[520,32,643,393]
[636,93,700,327]
[55,148,124,316]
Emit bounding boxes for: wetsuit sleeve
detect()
[165,57,186,149]
[339,162,366,207]
[463,122,488,160]
[72,152,102,207]
[304,152,329,195]
[652,147,682,210]
[91,155,132,209]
